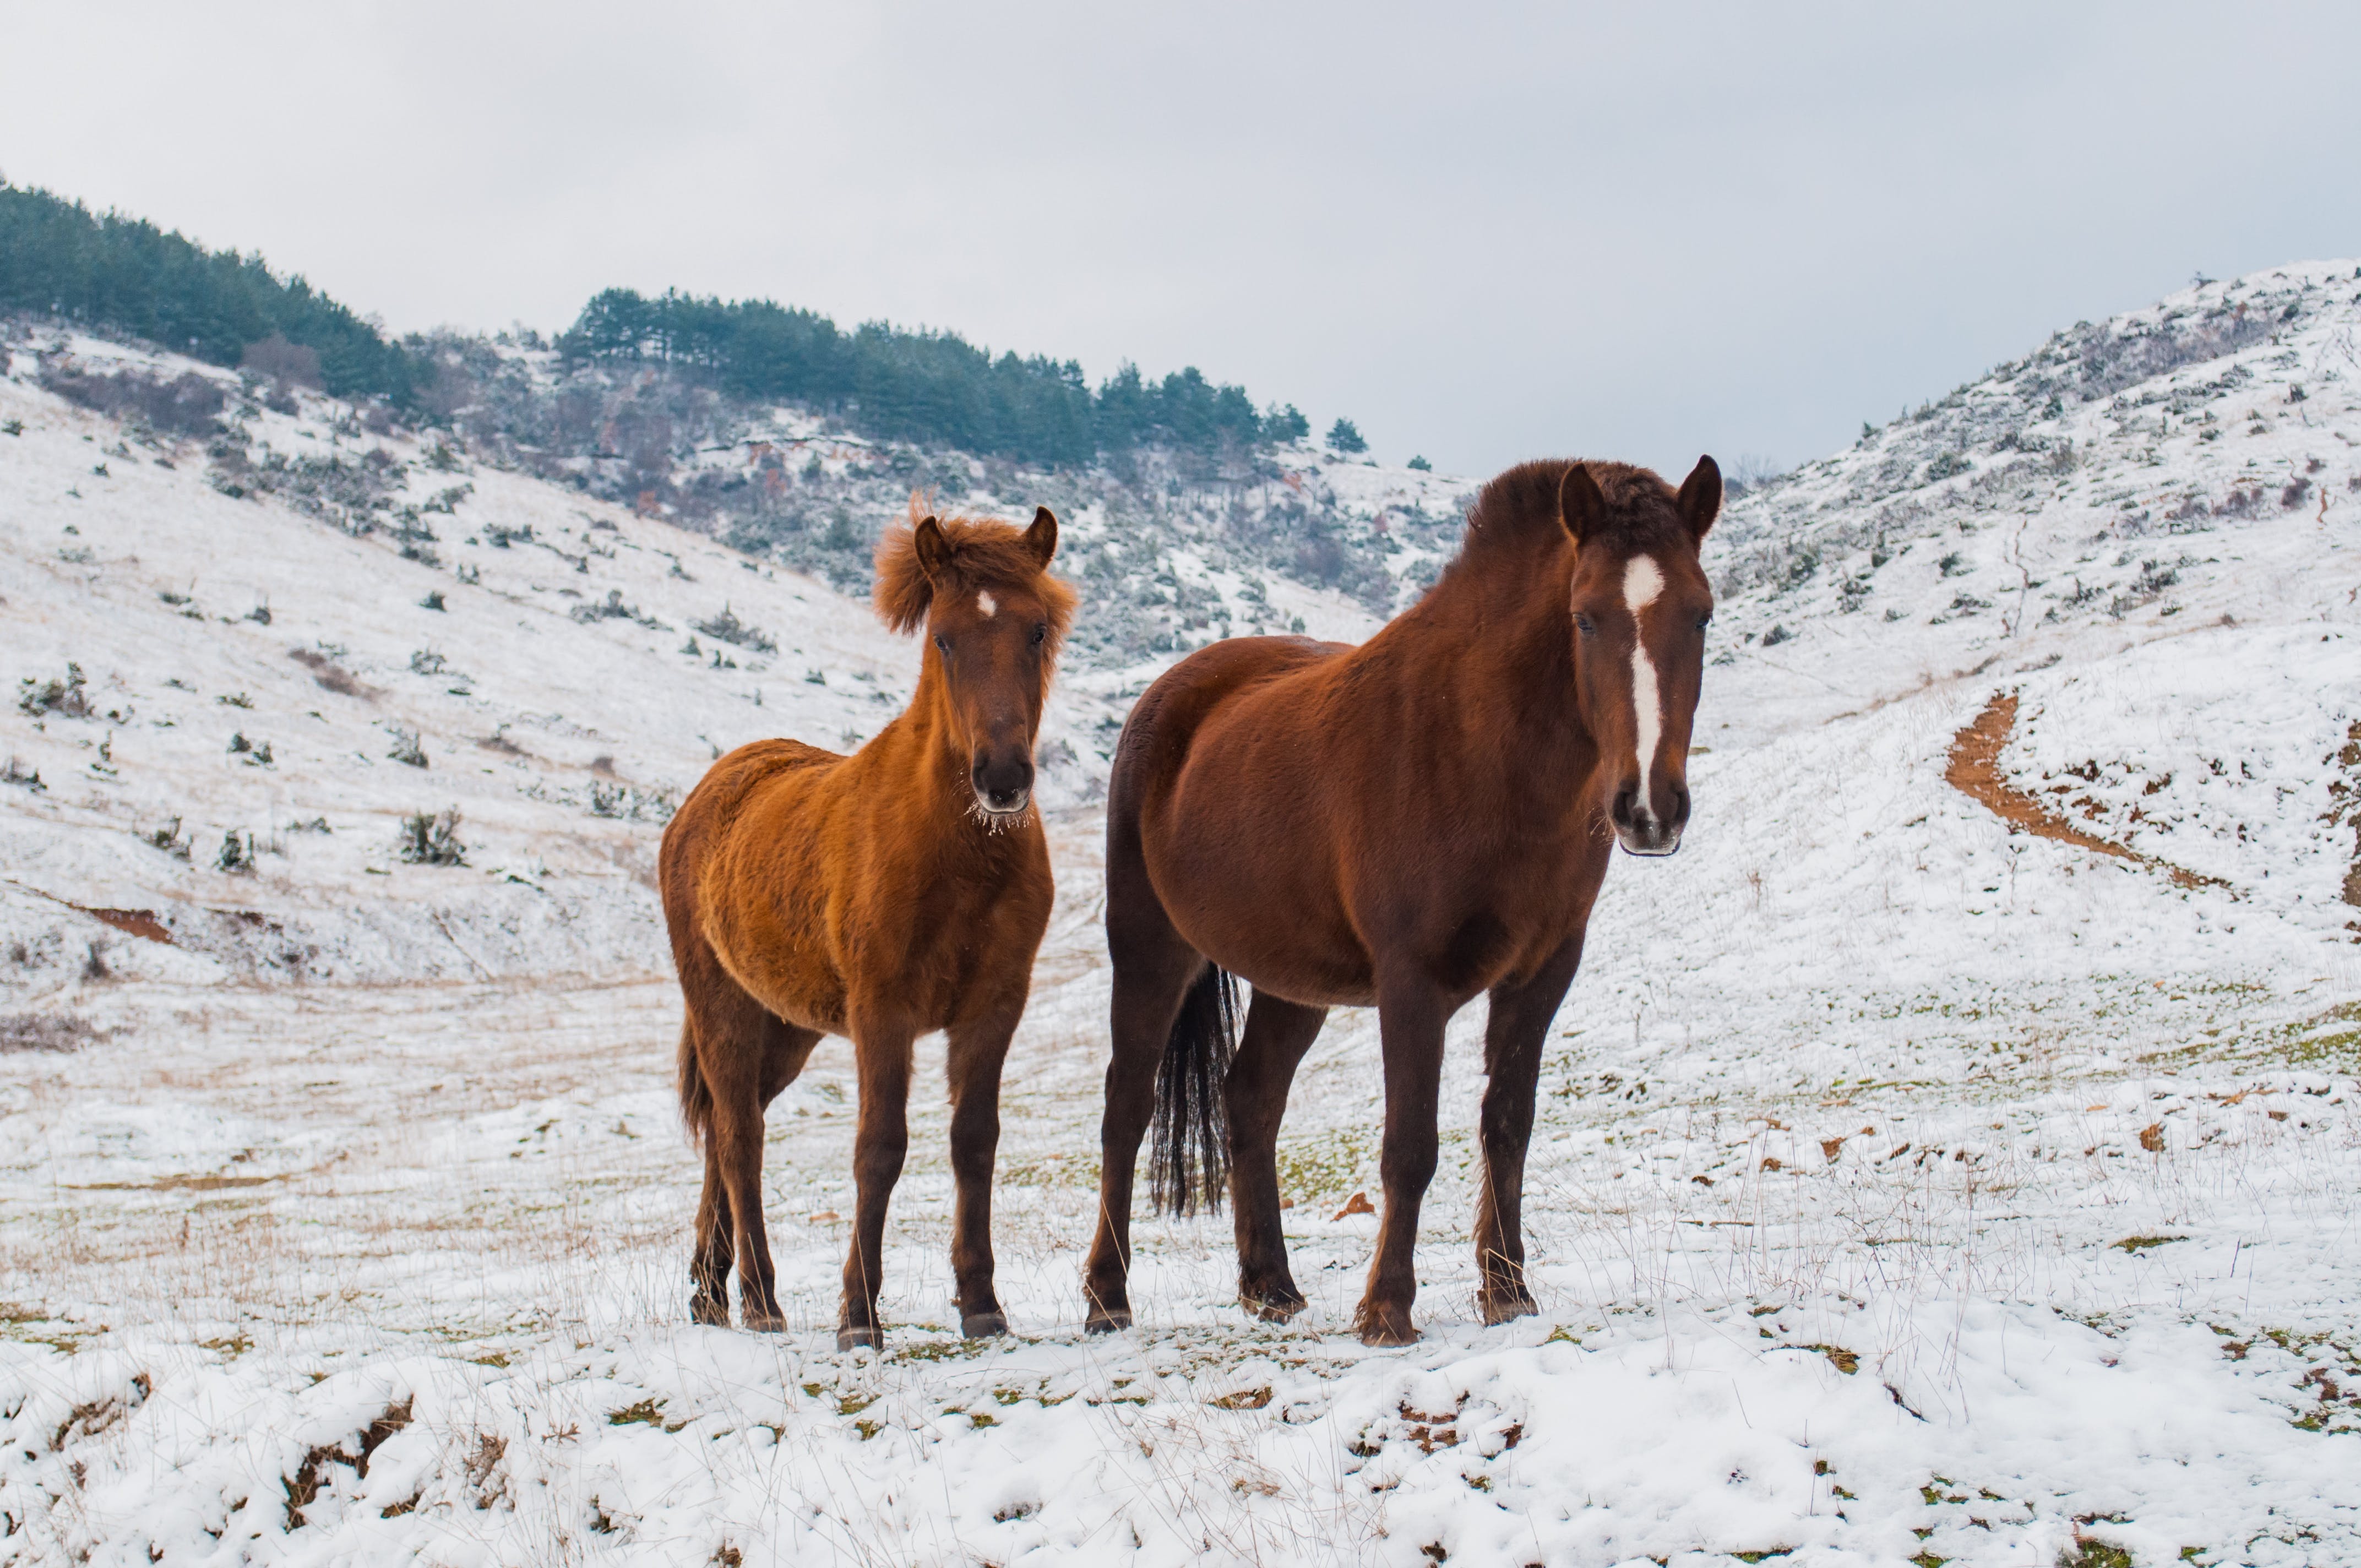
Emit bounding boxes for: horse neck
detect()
[887,665,976,819]
[1406,544,1599,792]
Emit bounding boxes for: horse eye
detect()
[1574,613,1596,636]
[933,634,950,654]
[1030,622,1048,646]
[1696,613,1713,631]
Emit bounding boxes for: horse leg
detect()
[706,1014,821,1331]
[681,945,799,1330]
[1084,816,1203,1333]
[1226,989,1326,1321]
[945,1005,1021,1338]
[1474,938,1584,1324]
[838,1017,914,1350]
[1084,943,1199,1331]
[690,1132,734,1326]
[1354,979,1452,1347]
[709,1083,784,1330]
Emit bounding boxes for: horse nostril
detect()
[1611,788,1639,827]
[1669,785,1691,827]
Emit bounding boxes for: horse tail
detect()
[677,1019,714,1146]
[1150,963,1239,1217]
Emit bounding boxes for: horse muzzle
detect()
[1611,782,1689,857]
[970,748,1036,818]
[972,788,1032,819]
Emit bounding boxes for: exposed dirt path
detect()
[1945,691,2227,892]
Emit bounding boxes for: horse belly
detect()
[1150,763,1375,1008]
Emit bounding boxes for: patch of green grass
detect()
[886,1337,972,1365]
[2146,995,2360,1071]
[2062,1542,2133,1568]
[2286,1000,2361,1070]
[2113,1235,2186,1253]
[1275,1128,1371,1207]
[994,1152,1099,1189]
[199,1335,253,1358]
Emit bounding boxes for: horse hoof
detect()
[690,1298,730,1327]
[1478,1292,1538,1326]
[1082,1306,1133,1335]
[1354,1306,1418,1347]
[835,1325,879,1352]
[961,1311,1010,1340]
[1243,1292,1307,1324]
[744,1311,787,1333]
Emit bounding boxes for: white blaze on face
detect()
[1623,554,1666,815]
[977,591,998,618]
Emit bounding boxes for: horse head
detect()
[1559,457,1720,856]
[875,497,1078,821]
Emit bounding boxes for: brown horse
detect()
[1084,458,1720,1345]
[660,500,1075,1348]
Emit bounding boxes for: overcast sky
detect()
[5,3,2357,477]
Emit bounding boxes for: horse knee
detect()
[1380,1141,1439,1192]
[854,1133,907,1189]
[948,1130,997,1186]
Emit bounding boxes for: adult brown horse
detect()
[661,500,1075,1349]
[1084,458,1719,1345]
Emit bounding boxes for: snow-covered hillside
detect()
[2,263,2359,1567]
[410,328,1470,671]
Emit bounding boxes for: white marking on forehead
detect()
[1625,553,1664,817]
[1623,554,1665,613]
[977,591,997,618]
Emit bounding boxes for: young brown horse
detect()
[1085,458,1719,1345]
[660,500,1075,1348]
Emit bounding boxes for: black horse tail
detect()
[1150,962,1239,1217]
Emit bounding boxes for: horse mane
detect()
[1444,458,1684,578]
[873,494,1078,661]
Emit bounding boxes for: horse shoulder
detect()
[682,742,857,1031]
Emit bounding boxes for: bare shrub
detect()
[0,1014,100,1053]
[396,808,466,866]
[215,830,258,874]
[39,364,226,437]
[289,647,371,699]
[239,334,323,390]
[570,590,661,628]
[17,663,94,718]
[691,605,777,653]
[385,723,428,768]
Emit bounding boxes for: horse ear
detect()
[1024,505,1058,567]
[1559,462,1607,548]
[912,515,953,580]
[1676,455,1722,545]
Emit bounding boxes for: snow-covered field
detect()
[3,266,2360,1566]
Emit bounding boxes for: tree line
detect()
[0,183,426,405]
[560,287,1312,466]
[1,182,1349,468]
